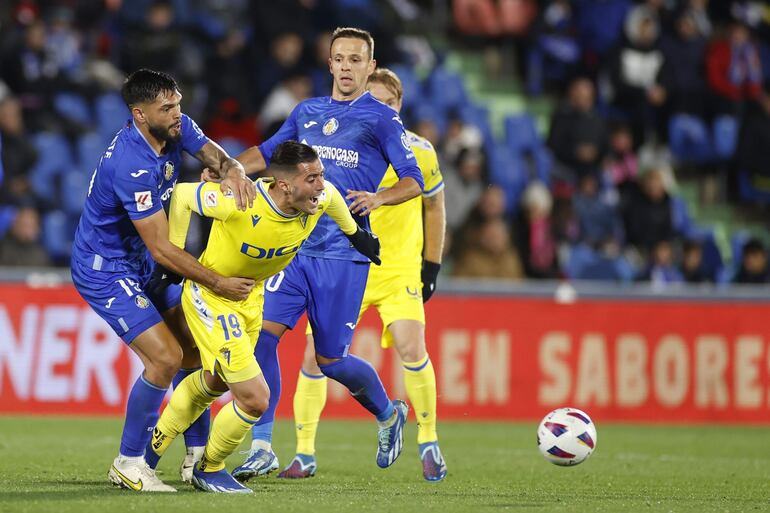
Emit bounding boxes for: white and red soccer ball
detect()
[537,407,597,466]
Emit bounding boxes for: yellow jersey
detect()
[370,130,444,275]
[168,178,357,285]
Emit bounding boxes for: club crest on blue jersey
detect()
[163,161,174,181]
[322,118,339,136]
[135,295,150,309]
[400,133,411,151]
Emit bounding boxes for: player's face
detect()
[366,82,402,113]
[329,37,375,99]
[142,89,183,144]
[289,159,325,215]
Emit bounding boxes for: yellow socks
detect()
[200,401,260,472]
[150,370,221,460]
[294,370,328,455]
[403,354,438,444]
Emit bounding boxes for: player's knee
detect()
[148,345,183,383]
[239,391,269,418]
[398,343,427,363]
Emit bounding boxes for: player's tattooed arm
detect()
[195,140,255,211]
[133,210,255,301]
[346,176,421,216]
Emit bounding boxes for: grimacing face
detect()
[286,159,325,215]
[329,37,375,99]
[138,89,183,144]
[367,81,402,113]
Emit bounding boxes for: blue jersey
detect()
[259,92,423,262]
[72,114,209,273]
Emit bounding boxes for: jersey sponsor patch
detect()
[204,190,218,208]
[135,191,153,211]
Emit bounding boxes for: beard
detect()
[148,121,181,144]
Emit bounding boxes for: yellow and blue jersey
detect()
[370,130,444,275]
[168,178,358,285]
[258,92,424,263]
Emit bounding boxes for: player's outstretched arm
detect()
[133,208,254,302]
[326,184,381,264]
[346,176,421,216]
[422,189,445,302]
[195,140,255,211]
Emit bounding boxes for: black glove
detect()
[421,260,441,303]
[346,226,381,265]
[146,264,183,296]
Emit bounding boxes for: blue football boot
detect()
[376,399,408,468]
[231,448,279,482]
[419,441,447,481]
[191,464,253,494]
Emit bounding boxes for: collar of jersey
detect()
[328,90,370,105]
[257,179,300,219]
[128,119,168,158]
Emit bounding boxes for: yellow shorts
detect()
[181,280,263,383]
[305,271,424,348]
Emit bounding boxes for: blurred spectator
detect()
[414,117,440,148]
[573,173,623,248]
[0,206,50,266]
[452,0,537,37]
[452,218,523,280]
[254,32,306,103]
[733,238,769,284]
[526,0,580,95]
[607,6,666,145]
[640,239,683,284]
[603,123,638,191]
[309,31,334,98]
[441,113,484,167]
[515,181,559,279]
[0,20,65,131]
[659,9,708,117]
[734,91,770,196]
[204,27,256,114]
[120,0,198,81]
[260,73,312,136]
[204,98,260,150]
[680,239,711,283]
[705,20,762,115]
[46,6,84,78]
[687,0,712,38]
[443,148,486,232]
[621,166,674,254]
[547,77,606,183]
[574,0,631,63]
[0,94,37,204]
[453,184,507,253]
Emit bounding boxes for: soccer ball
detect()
[536,407,597,466]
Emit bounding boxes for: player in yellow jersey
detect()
[141,141,380,493]
[236,68,447,482]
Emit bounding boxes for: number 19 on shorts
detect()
[216,314,242,341]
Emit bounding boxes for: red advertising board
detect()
[1,284,770,423]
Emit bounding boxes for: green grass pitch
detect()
[0,416,768,512]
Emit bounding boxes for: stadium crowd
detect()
[0,0,768,285]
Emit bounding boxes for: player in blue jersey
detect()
[70,69,256,492]
[230,27,423,479]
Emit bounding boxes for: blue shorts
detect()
[71,260,182,344]
[263,254,369,358]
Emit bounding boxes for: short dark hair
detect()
[270,141,318,175]
[121,68,178,107]
[743,237,766,257]
[330,27,374,60]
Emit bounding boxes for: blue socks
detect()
[251,330,281,442]
[172,367,211,447]
[119,374,167,457]
[319,354,393,421]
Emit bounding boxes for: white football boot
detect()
[108,455,177,492]
[180,446,205,483]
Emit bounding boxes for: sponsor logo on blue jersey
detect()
[311,144,359,168]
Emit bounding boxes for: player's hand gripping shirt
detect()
[370,130,444,275]
[258,92,424,263]
[168,178,358,285]
[71,115,209,272]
